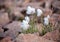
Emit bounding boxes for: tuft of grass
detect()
[22,14,53,35]
[40,23,53,36]
[22,26,38,34]
[22,14,38,34]
[40,15,44,23]
[36,14,53,36]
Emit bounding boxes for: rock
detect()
[2,21,21,39]
[4,0,14,8]
[43,30,60,42]
[56,14,60,22]
[5,30,19,40]
[45,0,53,9]
[23,2,43,9]
[3,21,21,40]
[15,34,55,42]
[3,21,22,32]
[13,0,23,7]
[49,14,59,28]
[43,9,52,17]
[0,12,10,26]
[4,0,22,8]
[0,27,6,37]
[0,0,5,6]
[0,32,6,38]
[11,7,24,17]
[0,36,13,42]
[8,7,25,20]
[52,1,60,13]
[52,14,60,23]
[0,27,4,32]
[22,1,44,9]
[52,1,60,9]
[0,9,5,13]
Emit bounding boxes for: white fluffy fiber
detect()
[21,16,30,30]
[21,20,30,30]
[25,16,30,23]
[44,17,49,25]
[26,6,35,14]
[37,9,43,17]
[44,15,50,25]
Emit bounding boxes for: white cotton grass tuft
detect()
[21,16,30,30]
[37,9,43,17]
[26,6,32,14]
[22,20,28,24]
[21,20,30,30]
[44,17,49,25]
[31,7,35,14]
[25,16,30,23]
[26,6,35,14]
[44,15,50,25]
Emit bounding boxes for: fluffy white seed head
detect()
[25,16,30,23]
[27,6,32,10]
[37,9,43,17]
[26,6,32,14]
[31,7,35,14]
[21,24,29,30]
[21,20,30,30]
[22,20,28,24]
[44,17,49,25]
[26,6,35,14]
